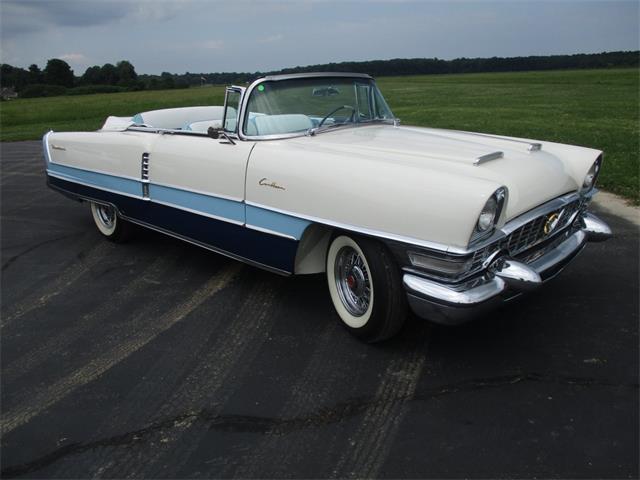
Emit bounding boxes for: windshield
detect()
[242,77,394,137]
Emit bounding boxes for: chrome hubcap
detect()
[334,246,371,316]
[96,204,116,228]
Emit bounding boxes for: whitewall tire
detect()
[326,234,407,342]
[90,202,131,242]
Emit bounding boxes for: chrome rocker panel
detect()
[403,213,611,325]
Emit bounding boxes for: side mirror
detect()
[207,126,221,139]
[207,126,235,145]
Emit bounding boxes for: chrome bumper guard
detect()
[403,213,611,325]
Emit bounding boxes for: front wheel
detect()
[326,234,407,342]
[90,202,131,242]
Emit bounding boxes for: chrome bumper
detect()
[403,213,611,325]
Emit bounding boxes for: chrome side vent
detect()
[141,152,150,180]
[141,152,150,200]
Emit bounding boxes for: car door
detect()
[143,88,255,249]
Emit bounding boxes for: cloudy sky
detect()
[1,0,638,75]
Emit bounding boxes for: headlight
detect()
[582,155,602,192]
[470,187,507,244]
[477,196,498,232]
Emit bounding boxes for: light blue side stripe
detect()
[47,163,141,197]
[149,184,245,224]
[246,204,310,240]
[47,162,311,240]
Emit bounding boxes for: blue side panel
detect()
[47,163,141,198]
[150,184,244,224]
[246,204,310,240]
[47,175,298,273]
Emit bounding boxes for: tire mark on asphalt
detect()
[1,241,116,329]
[6,371,634,479]
[1,233,81,271]
[331,342,428,479]
[118,279,284,479]
[0,263,242,435]
[1,255,174,384]
[0,216,85,231]
[228,320,340,478]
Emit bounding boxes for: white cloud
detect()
[202,40,224,50]
[259,34,284,44]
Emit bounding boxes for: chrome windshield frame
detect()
[237,73,393,142]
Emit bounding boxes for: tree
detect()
[116,60,137,86]
[100,63,119,85]
[28,64,42,84]
[43,58,74,87]
[81,65,103,85]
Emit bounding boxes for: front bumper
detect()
[403,213,611,325]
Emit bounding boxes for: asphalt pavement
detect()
[1,140,638,478]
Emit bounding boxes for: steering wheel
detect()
[318,105,356,128]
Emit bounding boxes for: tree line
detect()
[1,50,637,99]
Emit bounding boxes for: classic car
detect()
[43,72,612,342]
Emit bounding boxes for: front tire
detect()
[90,202,131,242]
[326,234,407,342]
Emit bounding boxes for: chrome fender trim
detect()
[403,274,506,307]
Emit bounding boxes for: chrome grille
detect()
[505,199,581,256]
[463,198,583,279]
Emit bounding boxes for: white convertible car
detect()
[43,72,611,342]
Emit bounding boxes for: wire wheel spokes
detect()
[334,246,371,316]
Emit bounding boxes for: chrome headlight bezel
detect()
[581,155,603,193]
[470,187,508,245]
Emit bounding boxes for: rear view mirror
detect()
[312,86,340,97]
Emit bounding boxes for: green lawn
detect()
[1,68,638,202]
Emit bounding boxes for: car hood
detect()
[247,124,600,250]
[298,124,592,220]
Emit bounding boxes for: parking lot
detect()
[1,140,638,478]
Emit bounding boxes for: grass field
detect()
[1,68,637,202]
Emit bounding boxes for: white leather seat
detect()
[252,114,313,136]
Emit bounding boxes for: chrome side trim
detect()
[48,162,142,183]
[51,144,66,151]
[244,200,460,254]
[46,170,144,200]
[121,216,291,275]
[46,183,292,276]
[474,151,504,166]
[149,181,244,203]
[245,224,297,240]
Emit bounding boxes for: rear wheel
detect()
[326,234,407,342]
[90,202,131,242]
